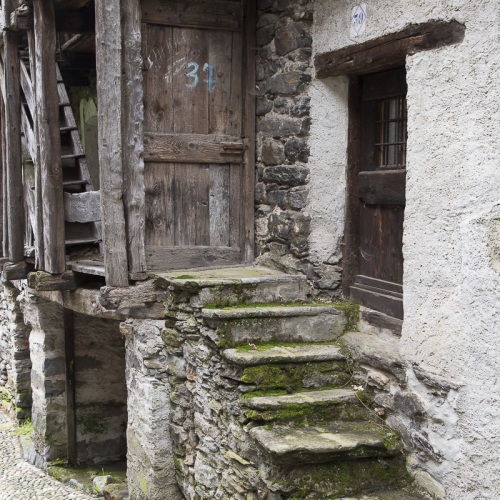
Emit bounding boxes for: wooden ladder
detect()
[18,51,102,259]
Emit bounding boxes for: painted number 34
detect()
[185,62,216,92]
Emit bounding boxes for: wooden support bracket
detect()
[1,260,32,281]
[27,270,79,291]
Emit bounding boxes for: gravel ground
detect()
[0,410,93,500]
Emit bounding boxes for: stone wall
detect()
[254,0,342,297]
[0,284,32,421]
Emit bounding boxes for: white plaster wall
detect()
[310,1,500,497]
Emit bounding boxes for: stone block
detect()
[275,21,312,56]
[265,72,311,95]
[258,116,303,137]
[261,139,285,165]
[262,166,309,186]
[284,137,309,162]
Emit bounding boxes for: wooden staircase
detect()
[17,48,101,262]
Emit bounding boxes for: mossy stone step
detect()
[244,388,370,424]
[342,490,423,500]
[204,304,348,343]
[222,344,345,366]
[250,423,400,465]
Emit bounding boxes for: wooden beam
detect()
[95,0,129,286]
[1,260,32,281]
[358,170,406,205]
[242,0,256,264]
[33,0,66,274]
[27,270,79,291]
[141,0,242,31]
[3,0,25,263]
[27,30,44,269]
[342,77,362,297]
[9,7,95,33]
[0,93,7,258]
[315,21,466,79]
[122,0,146,276]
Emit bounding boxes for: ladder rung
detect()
[63,180,90,187]
[60,126,78,133]
[61,153,85,160]
[65,238,101,246]
[59,102,71,107]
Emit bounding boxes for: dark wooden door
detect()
[141,0,254,270]
[349,68,407,319]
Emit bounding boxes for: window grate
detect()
[376,96,407,169]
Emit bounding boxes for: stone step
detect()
[154,266,311,307]
[244,388,370,423]
[341,490,423,500]
[222,344,345,366]
[249,423,400,466]
[204,304,349,343]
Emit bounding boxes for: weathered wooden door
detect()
[349,68,407,319]
[141,0,254,270]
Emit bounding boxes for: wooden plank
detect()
[142,24,174,133]
[315,21,466,79]
[19,58,35,116]
[64,191,101,223]
[0,92,3,257]
[122,0,146,274]
[172,27,209,135]
[145,163,175,246]
[351,285,404,320]
[145,245,241,270]
[242,0,255,263]
[20,107,36,161]
[0,93,7,257]
[63,308,77,466]
[358,170,406,205]
[95,0,129,286]
[209,165,230,246]
[355,275,403,295]
[69,259,105,276]
[144,132,243,163]
[194,165,210,246]
[342,77,362,297]
[10,8,95,33]
[3,0,25,263]
[33,0,65,273]
[141,0,242,31]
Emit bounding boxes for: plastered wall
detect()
[309,1,500,497]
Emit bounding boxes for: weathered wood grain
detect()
[358,170,406,205]
[95,0,129,286]
[2,260,32,281]
[144,133,244,163]
[27,270,79,291]
[64,191,101,223]
[3,0,25,263]
[34,0,65,273]
[0,93,7,257]
[141,0,242,31]
[145,245,241,270]
[209,165,230,246]
[122,0,146,274]
[242,0,255,263]
[315,21,466,79]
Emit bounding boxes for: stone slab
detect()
[250,424,397,465]
[342,331,406,381]
[222,344,345,366]
[245,388,357,410]
[202,305,338,319]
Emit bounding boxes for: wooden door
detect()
[349,68,407,319]
[141,0,254,270]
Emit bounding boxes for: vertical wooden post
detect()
[3,0,25,263]
[27,30,44,269]
[243,0,256,264]
[122,0,146,275]
[95,0,130,286]
[63,308,77,466]
[33,0,65,274]
[0,94,7,258]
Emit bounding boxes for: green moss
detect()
[13,418,33,440]
[275,457,412,499]
[331,299,360,332]
[244,400,370,426]
[241,361,351,392]
[174,275,197,280]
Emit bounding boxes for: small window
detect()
[376,96,407,169]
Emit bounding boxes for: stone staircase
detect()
[156,267,422,499]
